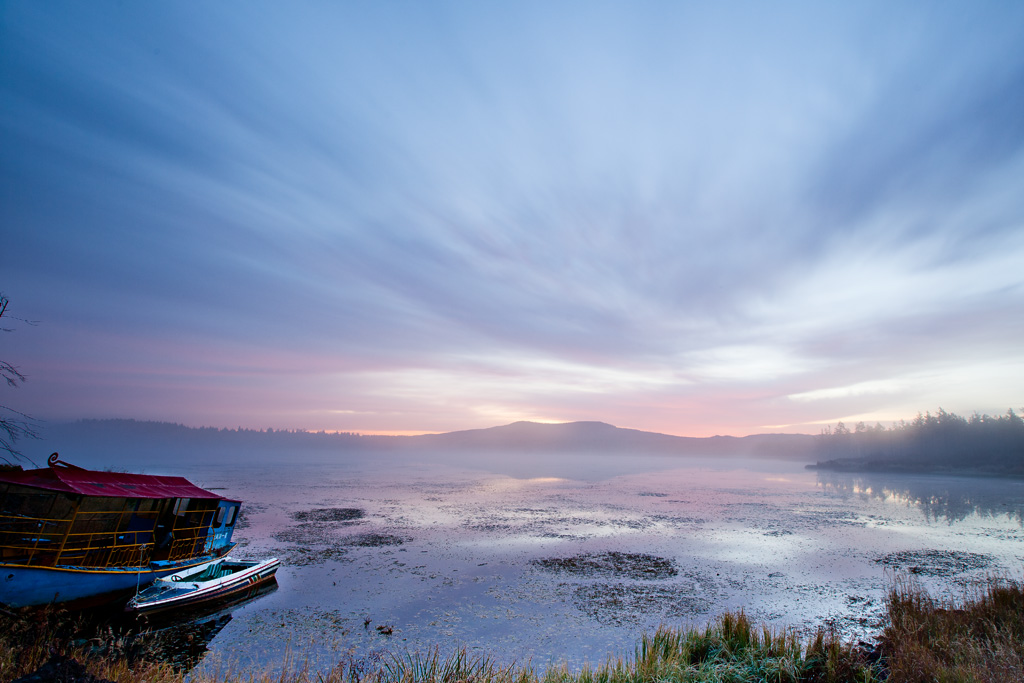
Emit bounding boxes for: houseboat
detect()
[0,454,241,608]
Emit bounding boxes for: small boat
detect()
[126,556,279,614]
[1,454,243,608]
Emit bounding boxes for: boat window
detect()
[1,491,55,517]
[173,498,190,516]
[215,506,226,526]
[225,506,238,527]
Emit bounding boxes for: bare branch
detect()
[1,360,27,388]
[0,293,41,463]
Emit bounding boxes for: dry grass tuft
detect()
[881,575,1024,683]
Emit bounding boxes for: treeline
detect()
[811,408,1024,475]
[68,418,371,441]
[43,418,395,454]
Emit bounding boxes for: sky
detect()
[2,2,1023,438]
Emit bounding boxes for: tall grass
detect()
[0,606,181,683]
[367,612,875,683]
[882,575,1024,683]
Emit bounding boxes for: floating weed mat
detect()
[881,575,1024,683]
[532,552,678,580]
[274,508,374,565]
[293,508,366,523]
[571,583,710,626]
[874,550,993,577]
[342,533,409,547]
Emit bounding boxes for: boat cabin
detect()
[0,455,239,572]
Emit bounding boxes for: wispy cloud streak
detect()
[2,2,1023,436]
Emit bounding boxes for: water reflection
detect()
[128,458,1024,673]
[815,471,1024,525]
[85,581,280,675]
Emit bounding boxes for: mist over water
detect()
[60,445,1023,675]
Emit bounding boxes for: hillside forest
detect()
[811,408,1024,475]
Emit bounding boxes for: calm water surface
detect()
[151,451,1024,674]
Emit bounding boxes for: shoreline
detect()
[4,574,1023,682]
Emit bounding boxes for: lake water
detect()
[140,450,1024,676]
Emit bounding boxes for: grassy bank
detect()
[882,576,1024,682]
[3,576,1022,683]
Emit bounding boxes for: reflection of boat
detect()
[0,454,242,608]
[126,556,279,614]
[68,581,277,676]
[123,581,278,674]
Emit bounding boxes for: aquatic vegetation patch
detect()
[532,551,678,580]
[274,522,350,546]
[538,532,588,541]
[650,513,708,525]
[274,508,371,560]
[875,550,993,576]
[571,583,711,625]
[292,507,366,523]
[283,546,351,566]
[342,532,409,547]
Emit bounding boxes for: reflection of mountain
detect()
[815,470,1024,525]
[38,419,817,466]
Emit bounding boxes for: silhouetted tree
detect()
[1,294,39,464]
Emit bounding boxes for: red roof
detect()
[0,460,223,500]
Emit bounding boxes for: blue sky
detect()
[2,1,1023,437]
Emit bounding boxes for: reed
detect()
[881,575,1024,683]
[362,613,873,683]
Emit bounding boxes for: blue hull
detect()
[0,558,224,608]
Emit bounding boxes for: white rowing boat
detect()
[126,556,279,614]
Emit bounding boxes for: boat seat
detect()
[187,563,234,582]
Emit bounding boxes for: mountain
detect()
[408,420,813,459]
[33,418,817,464]
[411,420,699,452]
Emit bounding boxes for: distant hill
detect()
[412,420,815,459]
[412,420,696,452]
[30,418,817,466]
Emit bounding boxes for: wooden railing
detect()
[0,507,213,568]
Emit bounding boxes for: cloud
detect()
[2,1,1023,436]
